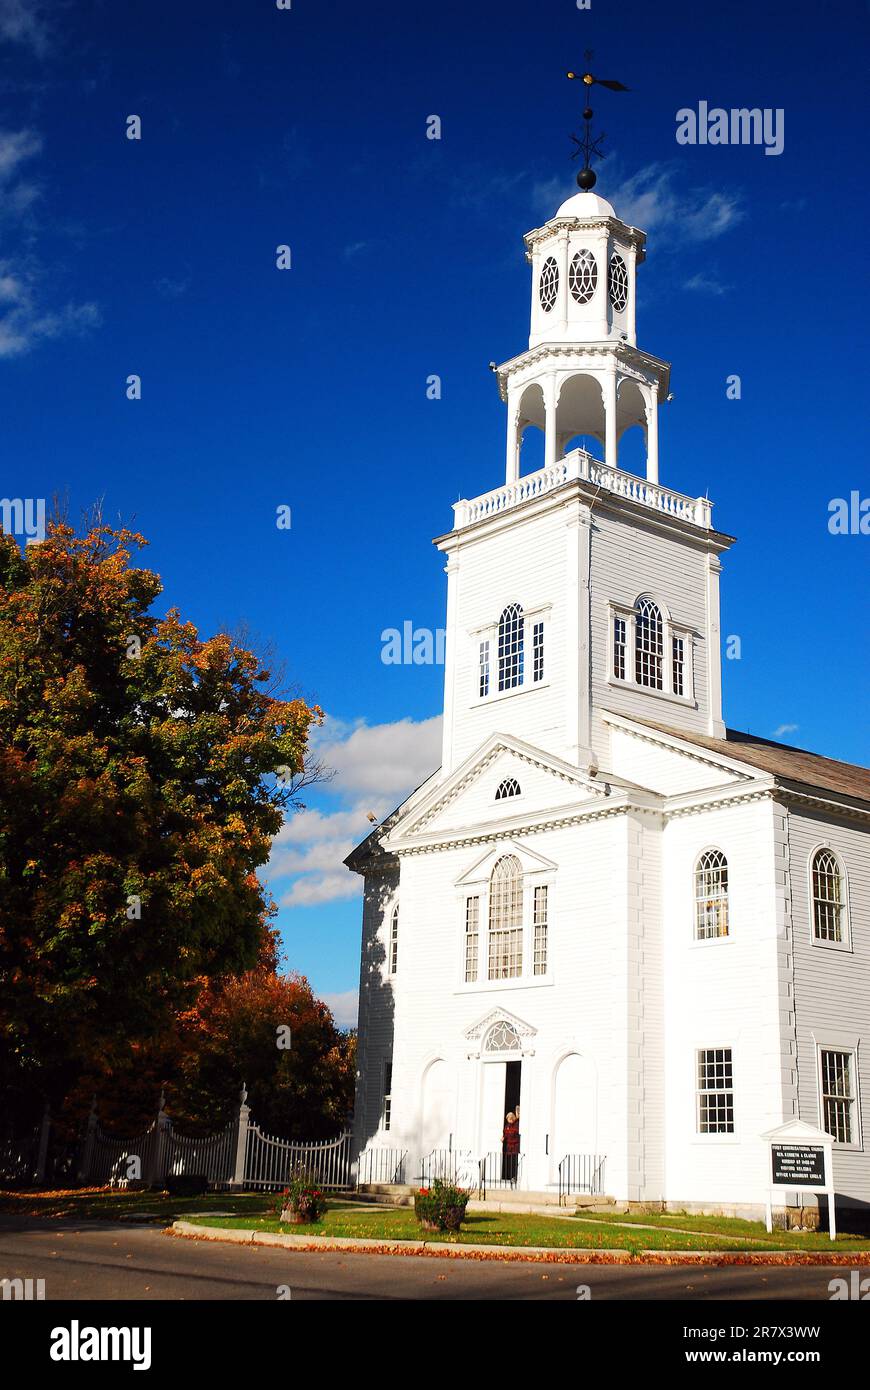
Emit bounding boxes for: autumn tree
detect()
[0,519,321,1111]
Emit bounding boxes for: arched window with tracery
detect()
[498,603,524,692]
[635,596,663,689]
[694,850,729,940]
[488,855,523,979]
[483,1020,522,1053]
[812,849,845,943]
[389,903,399,974]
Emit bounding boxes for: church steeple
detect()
[495,188,670,486]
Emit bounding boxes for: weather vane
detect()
[566,50,629,190]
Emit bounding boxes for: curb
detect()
[167,1221,864,1266]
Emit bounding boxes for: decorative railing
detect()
[453,449,712,530]
[558,1153,607,1205]
[356,1146,408,1188]
[419,1147,475,1188]
[478,1150,524,1198]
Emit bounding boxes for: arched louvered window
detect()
[635,597,663,689]
[495,778,521,801]
[812,849,844,943]
[389,903,399,974]
[694,850,729,940]
[498,603,524,692]
[488,855,523,979]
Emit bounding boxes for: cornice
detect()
[495,341,671,402]
[523,215,646,257]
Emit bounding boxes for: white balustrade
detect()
[453,448,712,530]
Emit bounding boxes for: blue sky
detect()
[1,0,867,1024]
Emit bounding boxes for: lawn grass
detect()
[4,1187,869,1253]
[192,1204,870,1253]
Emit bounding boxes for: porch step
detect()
[348,1184,615,1212]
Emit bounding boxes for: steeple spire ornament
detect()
[567,52,629,190]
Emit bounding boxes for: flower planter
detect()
[280,1207,315,1225]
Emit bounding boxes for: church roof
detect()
[622,715,870,805]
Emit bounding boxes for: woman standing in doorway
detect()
[502,1111,521,1187]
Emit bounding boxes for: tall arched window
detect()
[488,855,523,979]
[812,849,844,943]
[389,903,399,974]
[695,850,729,940]
[635,597,663,689]
[498,604,524,691]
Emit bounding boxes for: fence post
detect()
[78,1097,98,1184]
[147,1090,171,1188]
[229,1083,250,1189]
[35,1103,51,1185]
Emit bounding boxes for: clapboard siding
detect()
[352,866,399,1154]
[788,808,870,1206]
[589,509,713,763]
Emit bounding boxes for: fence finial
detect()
[239,1081,248,1107]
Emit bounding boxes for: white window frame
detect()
[816,1043,862,1150]
[388,902,399,976]
[470,604,551,705]
[381,1058,393,1133]
[694,1044,737,1140]
[807,844,852,953]
[692,847,731,943]
[607,596,695,705]
[455,868,554,991]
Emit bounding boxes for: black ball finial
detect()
[577,165,597,190]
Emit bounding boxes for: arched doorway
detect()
[551,1052,597,1182]
[420,1059,455,1156]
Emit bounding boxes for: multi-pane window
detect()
[488,855,523,979]
[382,1061,392,1132]
[464,896,480,983]
[635,597,663,689]
[820,1050,856,1144]
[672,635,684,696]
[495,778,521,801]
[389,904,399,974]
[694,850,729,940]
[697,1048,734,1134]
[613,616,626,680]
[479,640,490,698]
[532,621,544,682]
[812,849,845,943]
[533,884,548,976]
[498,604,524,691]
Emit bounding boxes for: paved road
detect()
[0,1219,855,1300]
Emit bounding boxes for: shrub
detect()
[414,1178,469,1232]
[165,1173,209,1197]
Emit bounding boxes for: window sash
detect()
[497,606,524,692]
[635,601,663,690]
[532,621,544,683]
[389,907,399,974]
[383,1062,393,1132]
[694,853,729,940]
[672,635,684,696]
[533,884,548,976]
[821,1050,854,1143]
[479,640,490,698]
[812,852,843,942]
[488,857,523,980]
[464,896,480,983]
[696,1047,734,1133]
[613,616,626,681]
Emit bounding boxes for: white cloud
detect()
[609,164,744,242]
[0,0,48,54]
[321,989,359,1029]
[683,272,728,296]
[0,128,100,358]
[773,723,799,738]
[270,714,442,909]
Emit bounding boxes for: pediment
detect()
[455,838,555,887]
[464,1007,537,1043]
[384,732,610,845]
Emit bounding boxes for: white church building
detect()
[346,181,870,1220]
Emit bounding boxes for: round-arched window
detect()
[569,249,598,304]
[608,252,628,311]
[539,257,559,312]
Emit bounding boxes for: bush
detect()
[165,1173,209,1197]
[414,1178,469,1232]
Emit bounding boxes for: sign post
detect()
[761,1119,836,1241]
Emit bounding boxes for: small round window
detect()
[608,252,628,312]
[539,256,559,312]
[569,249,598,304]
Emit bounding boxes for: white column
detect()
[564,501,594,767]
[440,555,461,772]
[603,368,617,470]
[705,554,726,738]
[544,375,558,469]
[645,390,659,484]
[626,243,638,345]
[505,391,520,483]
